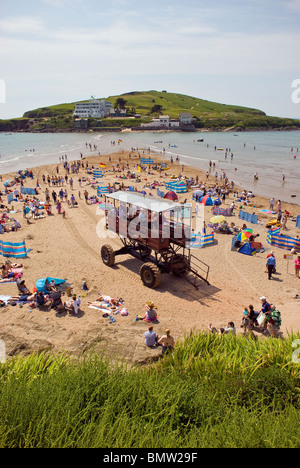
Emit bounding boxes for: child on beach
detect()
[143,302,158,323]
[241,307,250,333]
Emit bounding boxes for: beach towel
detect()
[0,267,22,284]
[0,295,12,304]
[88,306,113,313]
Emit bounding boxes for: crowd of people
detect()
[0,148,298,363]
[208,295,282,339]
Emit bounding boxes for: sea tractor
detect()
[100,191,210,289]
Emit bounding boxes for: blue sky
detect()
[1,0,300,119]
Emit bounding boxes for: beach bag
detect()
[120,307,129,316]
[270,309,282,329]
[257,312,266,327]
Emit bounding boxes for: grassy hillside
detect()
[23,90,268,122]
[109,90,266,118]
[0,332,300,448]
[1,90,300,131]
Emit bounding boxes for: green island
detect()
[1,332,300,448]
[1,90,300,132]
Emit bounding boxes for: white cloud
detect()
[1,25,299,81]
[0,16,45,34]
[1,2,300,118]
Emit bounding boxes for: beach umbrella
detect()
[164,191,178,201]
[193,189,204,198]
[4,180,11,187]
[210,215,226,224]
[236,229,253,242]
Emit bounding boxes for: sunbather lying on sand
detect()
[88,295,122,307]
[1,263,14,279]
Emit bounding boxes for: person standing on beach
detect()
[266,255,276,280]
[56,201,62,214]
[295,256,300,278]
[282,213,288,230]
[269,198,274,211]
[277,200,282,212]
[260,296,271,328]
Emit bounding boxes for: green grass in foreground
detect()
[1,332,300,448]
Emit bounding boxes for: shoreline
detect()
[1,130,300,204]
[2,125,300,134]
[0,150,299,362]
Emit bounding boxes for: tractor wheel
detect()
[139,262,161,289]
[101,244,115,266]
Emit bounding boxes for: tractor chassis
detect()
[101,237,210,289]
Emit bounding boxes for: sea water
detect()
[0,130,299,204]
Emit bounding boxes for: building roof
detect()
[105,191,183,213]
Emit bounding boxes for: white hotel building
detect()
[141,113,192,129]
[73,99,112,118]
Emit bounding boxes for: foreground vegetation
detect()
[1,90,300,132]
[1,332,300,448]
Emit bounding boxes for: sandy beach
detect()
[0,149,299,364]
